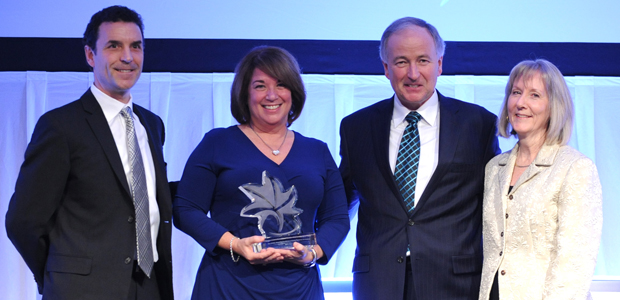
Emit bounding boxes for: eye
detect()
[531,93,540,98]
[253,84,266,90]
[511,90,521,95]
[395,60,407,67]
[419,59,430,64]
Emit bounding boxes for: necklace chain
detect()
[515,147,534,168]
[250,125,288,156]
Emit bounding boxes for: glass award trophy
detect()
[239,171,316,252]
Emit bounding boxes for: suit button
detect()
[124,257,132,264]
[500,232,504,237]
[509,195,513,200]
[408,220,415,226]
[501,270,506,275]
[128,216,134,223]
[505,213,509,219]
[397,256,404,263]
[499,251,503,256]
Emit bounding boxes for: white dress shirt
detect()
[91,85,160,262]
[389,90,440,206]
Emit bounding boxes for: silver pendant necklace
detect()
[250,125,288,156]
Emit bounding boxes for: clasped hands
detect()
[232,235,320,266]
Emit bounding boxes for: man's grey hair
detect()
[379,17,445,62]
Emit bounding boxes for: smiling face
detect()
[85,21,143,103]
[508,72,551,142]
[248,68,292,130]
[383,25,443,111]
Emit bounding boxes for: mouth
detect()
[404,83,423,89]
[115,68,135,73]
[515,113,531,118]
[263,104,282,110]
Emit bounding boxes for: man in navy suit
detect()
[339,17,500,300]
[6,6,173,300]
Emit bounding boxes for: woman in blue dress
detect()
[173,46,350,299]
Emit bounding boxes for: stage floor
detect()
[322,277,620,299]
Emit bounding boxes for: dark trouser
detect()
[404,256,417,300]
[127,262,161,300]
[489,271,499,300]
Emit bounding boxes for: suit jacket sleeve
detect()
[483,114,501,163]
[5,112,70,291]
[339,117,360,215]
[543,157,603,299]
[314,143,350,264]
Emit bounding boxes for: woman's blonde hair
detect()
[498,59,574,145]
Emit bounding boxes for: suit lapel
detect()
[497,148,515,198]
[412,93,461,215]
[372,98,407,209]
[81,90,131,197]
[133,105,168,196]
[510,144,558,193]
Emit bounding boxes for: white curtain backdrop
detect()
[1,71,618,299]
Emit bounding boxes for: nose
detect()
[514,93,526,108]
[265,87,279,101]
[407,64,420,80]
[120,48,133,64]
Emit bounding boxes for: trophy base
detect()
[252,233,316,252]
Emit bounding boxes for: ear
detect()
[85,45,95,68]
[383,61,390,79]
[437,56,443,76]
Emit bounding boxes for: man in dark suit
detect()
[339,17,500,300]
[5,6,173,300]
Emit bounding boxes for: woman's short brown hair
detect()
[230,46,306,127]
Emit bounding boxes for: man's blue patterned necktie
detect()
[394,111,422,213]
[120,107,154,277]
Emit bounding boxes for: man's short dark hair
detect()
[83,5,144,53]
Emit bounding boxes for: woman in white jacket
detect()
[479,59,602,300]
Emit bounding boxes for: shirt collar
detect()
[90,85,134,122]
[392,89,439,126]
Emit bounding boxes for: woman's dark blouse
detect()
[173,126,350,300]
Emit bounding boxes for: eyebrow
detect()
[416,54,432,61]
[529,88,545,94]
[106,40,143,46]
[393,54,431,62]
[516,84,545,94]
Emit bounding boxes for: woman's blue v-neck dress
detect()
[173,126,350,300]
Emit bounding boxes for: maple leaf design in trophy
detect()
[239,171,303,238]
